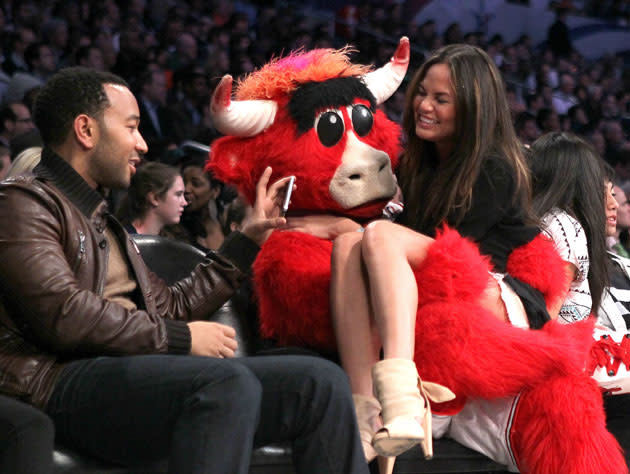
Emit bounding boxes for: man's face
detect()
[37,45,57,73]
[87,84,147,189]
[9,103,34,138]
[522,119,540,143]
[144,71,167,105]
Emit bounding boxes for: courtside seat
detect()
[52,234,510,474]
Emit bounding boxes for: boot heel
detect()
[377,455,395,474]
[352,394,395,474]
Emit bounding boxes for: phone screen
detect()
[282,176,295,216]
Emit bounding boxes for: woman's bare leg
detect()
[330,231,381,396]
[361,221,434,359]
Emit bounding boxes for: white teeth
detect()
[420,116,436,124]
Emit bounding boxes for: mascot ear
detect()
[210,75,277,137]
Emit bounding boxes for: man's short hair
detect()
[33,67,129,147]
[0,105,18,134]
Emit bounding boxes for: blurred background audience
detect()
[0,0,628,246]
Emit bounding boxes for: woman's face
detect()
[155,175,187,225]
[614,184,630,232]
[183,165,214,211]
[412,63,457,159]
[606,181,620,237]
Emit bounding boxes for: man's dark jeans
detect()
[0,394,54,474]
[46,354,369,474]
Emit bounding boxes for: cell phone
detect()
[281,176,295,216]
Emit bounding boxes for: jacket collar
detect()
[34,147,107,218]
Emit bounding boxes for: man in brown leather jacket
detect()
[0,67,368,474]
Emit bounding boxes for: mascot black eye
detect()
[315,110,344,147]
[351,104,373,137]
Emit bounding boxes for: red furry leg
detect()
[511,375,628,474]
[413,301,595,413]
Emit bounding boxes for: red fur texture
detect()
[511,375,628,474]
[412,228,594,414]
[253,231,336,351]
[414,300,594,414]
[209,106,401,219]
[414,226,491,304]
[507,233,570,309]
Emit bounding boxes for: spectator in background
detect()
[0,103,35,149]
[603,119,627,165]
[552,73,579,115]
[547,6,573,58]
[137,66,175,161]
[75,45,106,71]
[170,65,217,144]
[114,27,150,84]
[181,156,226,250]
[2,26,36,76]
[537,107,561,134]
[609,183,630,258]
[416,20,437,52]
[443,22,463,45]
[525,92,546,116]
[515,111,540,146]
[567,104,589,135]
[168,32,199,73]
[117,162,187,236]
[602,92,621,120]
[613,143,630,182]
[41,17,69,67]
[587,128,607,158]
[506,83,526,118]
[24,42,58,83]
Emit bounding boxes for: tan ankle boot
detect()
[371,358,455,459]
[352,394,395,474]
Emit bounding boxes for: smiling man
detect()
[0,67,368,474]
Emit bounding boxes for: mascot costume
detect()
[208,37,628,474]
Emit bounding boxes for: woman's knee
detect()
[331,231,363,271]
[363,221,433,267]
[362,220,397,261]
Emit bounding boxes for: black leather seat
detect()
[53,234,510,474]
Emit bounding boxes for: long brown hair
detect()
[398,44,531,231]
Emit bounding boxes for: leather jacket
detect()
[0,148,259,408]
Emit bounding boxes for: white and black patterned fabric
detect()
[541,208,592,323]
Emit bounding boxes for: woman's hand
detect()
[240,167,295,246]
[284,215,362,240]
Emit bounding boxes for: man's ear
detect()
[3,118,14,134]
[73,114,98,149]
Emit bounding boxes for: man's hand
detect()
[188,321,238,358]
[240,167,295,246]
[284,215,362,240]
